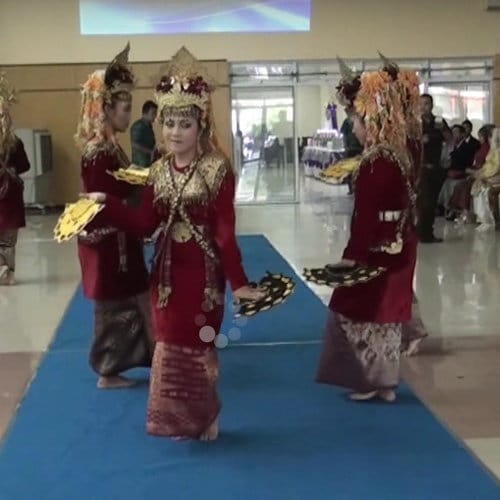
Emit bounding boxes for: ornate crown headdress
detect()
[75,43,135,157]
[103,42,135,100]
[378,51,421,140]
[335,56,361,107]
[154,47,213,121]
[0,73,16,109]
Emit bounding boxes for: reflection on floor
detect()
[236,160,296,202]
[1,175,500,479]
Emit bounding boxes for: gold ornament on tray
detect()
[320,156,361,183]
[235,272,295,318]
[109,166,149,185]
[303,265,386,288]
[54,198,104,243]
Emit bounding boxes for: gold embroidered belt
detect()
[171,222,205,243]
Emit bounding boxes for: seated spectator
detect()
[462,119,481,160]
[472,128,500,231]
[438,125,469,218]
[449,124,494,222]
[440,126,454,170]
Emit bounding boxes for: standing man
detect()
[336,58,363,195]
[130,100,158,168]
[340,105,364,194]
[417,94,447,243]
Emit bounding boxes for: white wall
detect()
[2,0,500,64]
[296,86,322,137]
[295,84,350,137]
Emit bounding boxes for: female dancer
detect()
[83,47,264,441]
[75,44,153,389]
[377,54,429,356]
[316,68,418,403]
[0,73,30,285]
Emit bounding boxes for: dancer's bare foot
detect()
[199,418,219,441]
[378,389,397,403]
[97,375,135,389]
[349,391,377,402]
[0,265,10,285]
[402,338,422,357]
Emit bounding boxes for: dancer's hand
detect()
[234,285,266,302]
[80,192,107,203]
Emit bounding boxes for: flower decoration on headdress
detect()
[354,69,407,152]
[378,51,422,140]
[0,72,17,155]
[75,43,135,158]
[335,56,361,108]
[0,73,16,110]
[154,47,213,125]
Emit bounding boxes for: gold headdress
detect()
[335,56,361,108]
[155,47,213,122]
[75,43,135,158]
[378,51,422,140]
[0,72,17,155]
[155,47,221,154]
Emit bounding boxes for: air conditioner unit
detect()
[14,128,53,206]
[485,0,500,9]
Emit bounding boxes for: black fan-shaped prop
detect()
[303,264,386,288]
[234,272,295,318]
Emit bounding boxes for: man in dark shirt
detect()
[341,107,363,158]
[340,106,363,194]
[449,125,470,174]
[462,119,481,166]
[417,94,447,243]
[130,100,158,168]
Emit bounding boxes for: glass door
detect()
[231,87,297,203]
[428,82,491,129]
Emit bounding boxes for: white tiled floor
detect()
[466,438,500,479]
[0,219,79,353]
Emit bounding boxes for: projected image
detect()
[79,0,311,35]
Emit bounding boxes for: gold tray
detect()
[54,198,104,242]
[109,166,149,186]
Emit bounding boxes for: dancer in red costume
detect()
[0,73,30,286]
[378,53,429,356]
[316,67,418,403]
[82,47,266,441]
[75,44,153,389]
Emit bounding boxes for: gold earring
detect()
[197,134,203,156]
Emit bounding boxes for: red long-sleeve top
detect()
[100,154,248,346]
[78,147,149,301]
[0,138,30,230]
[331,150,417,323]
